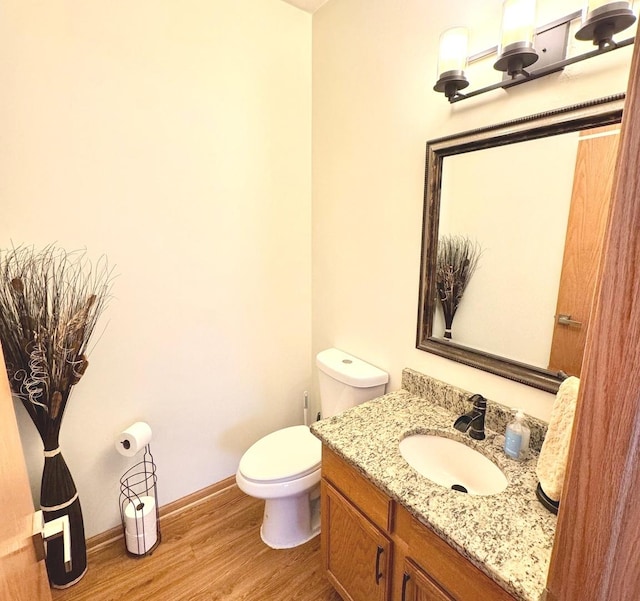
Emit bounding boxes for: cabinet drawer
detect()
[322,445,392,531]
[394,505,516,601]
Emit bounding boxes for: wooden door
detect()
[548,124,620,375]
[545,30,640,600]
[0,343,52,601]
[400,558,454,601]
[322,480,391,601]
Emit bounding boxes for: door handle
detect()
[375,545,384,585]
[558,314,583,327]
[33,510,72,572]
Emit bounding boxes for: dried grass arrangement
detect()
[0,244,114,588]
[436,235,482,340]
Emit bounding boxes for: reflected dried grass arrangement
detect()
[436,235,482,340]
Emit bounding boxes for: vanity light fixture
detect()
[434,0,636,103]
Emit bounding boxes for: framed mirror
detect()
[416,94,624,393]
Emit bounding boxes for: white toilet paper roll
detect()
[125,495,156,531]
[124,530,158,555]
[124,495,157,553]
[116,422,152,457]
[125,527,158,554]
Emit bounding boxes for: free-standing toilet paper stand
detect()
[119,444,161,557]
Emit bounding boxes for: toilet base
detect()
[259,487,321,549]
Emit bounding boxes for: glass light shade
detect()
[499,0,536,49]
[494,0,539,75]
[437,27,469,77]
[576,1,636,47]
[434,27,469,100]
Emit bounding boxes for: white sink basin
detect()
[399,434,508,496]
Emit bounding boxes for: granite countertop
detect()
[310,387,557,601]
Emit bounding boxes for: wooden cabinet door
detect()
[321,480,391,601]
[401,558,454,601]
[0,343,52,601]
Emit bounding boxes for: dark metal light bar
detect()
[448,36,634,103]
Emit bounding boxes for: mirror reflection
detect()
[417,95,624,392]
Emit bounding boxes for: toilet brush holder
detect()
[119,445,161,557]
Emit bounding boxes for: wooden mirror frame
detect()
[416,94,625,393]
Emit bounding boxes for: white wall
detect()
[312,0,634,422]
[0,0,311,537]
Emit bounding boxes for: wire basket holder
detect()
[119,445,161,557]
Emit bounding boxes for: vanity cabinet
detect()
[320,446,516,601]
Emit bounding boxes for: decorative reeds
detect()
[0,244,114,587]
[436,235,482,339]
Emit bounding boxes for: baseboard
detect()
[86,475,238,554]
[158,475,238,519]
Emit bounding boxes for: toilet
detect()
[236,348,388,549]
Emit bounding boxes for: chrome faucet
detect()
[453,393,487,440]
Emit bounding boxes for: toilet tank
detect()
[316,348,389,418]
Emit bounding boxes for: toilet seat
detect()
[238,425,321,484]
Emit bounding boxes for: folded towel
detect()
[536,376,580,503]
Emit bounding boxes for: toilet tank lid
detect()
[316,348,389,388]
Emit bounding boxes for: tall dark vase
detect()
[40,448,87,588]
[0,245,113,588]
[443,315,453,339]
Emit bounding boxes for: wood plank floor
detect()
[52,485,342,601]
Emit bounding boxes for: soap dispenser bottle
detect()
[504,410,530,460]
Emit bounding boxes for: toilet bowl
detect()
[236,425,322,549]
[236,348,388,549]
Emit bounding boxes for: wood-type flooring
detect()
[51,485,342,601]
